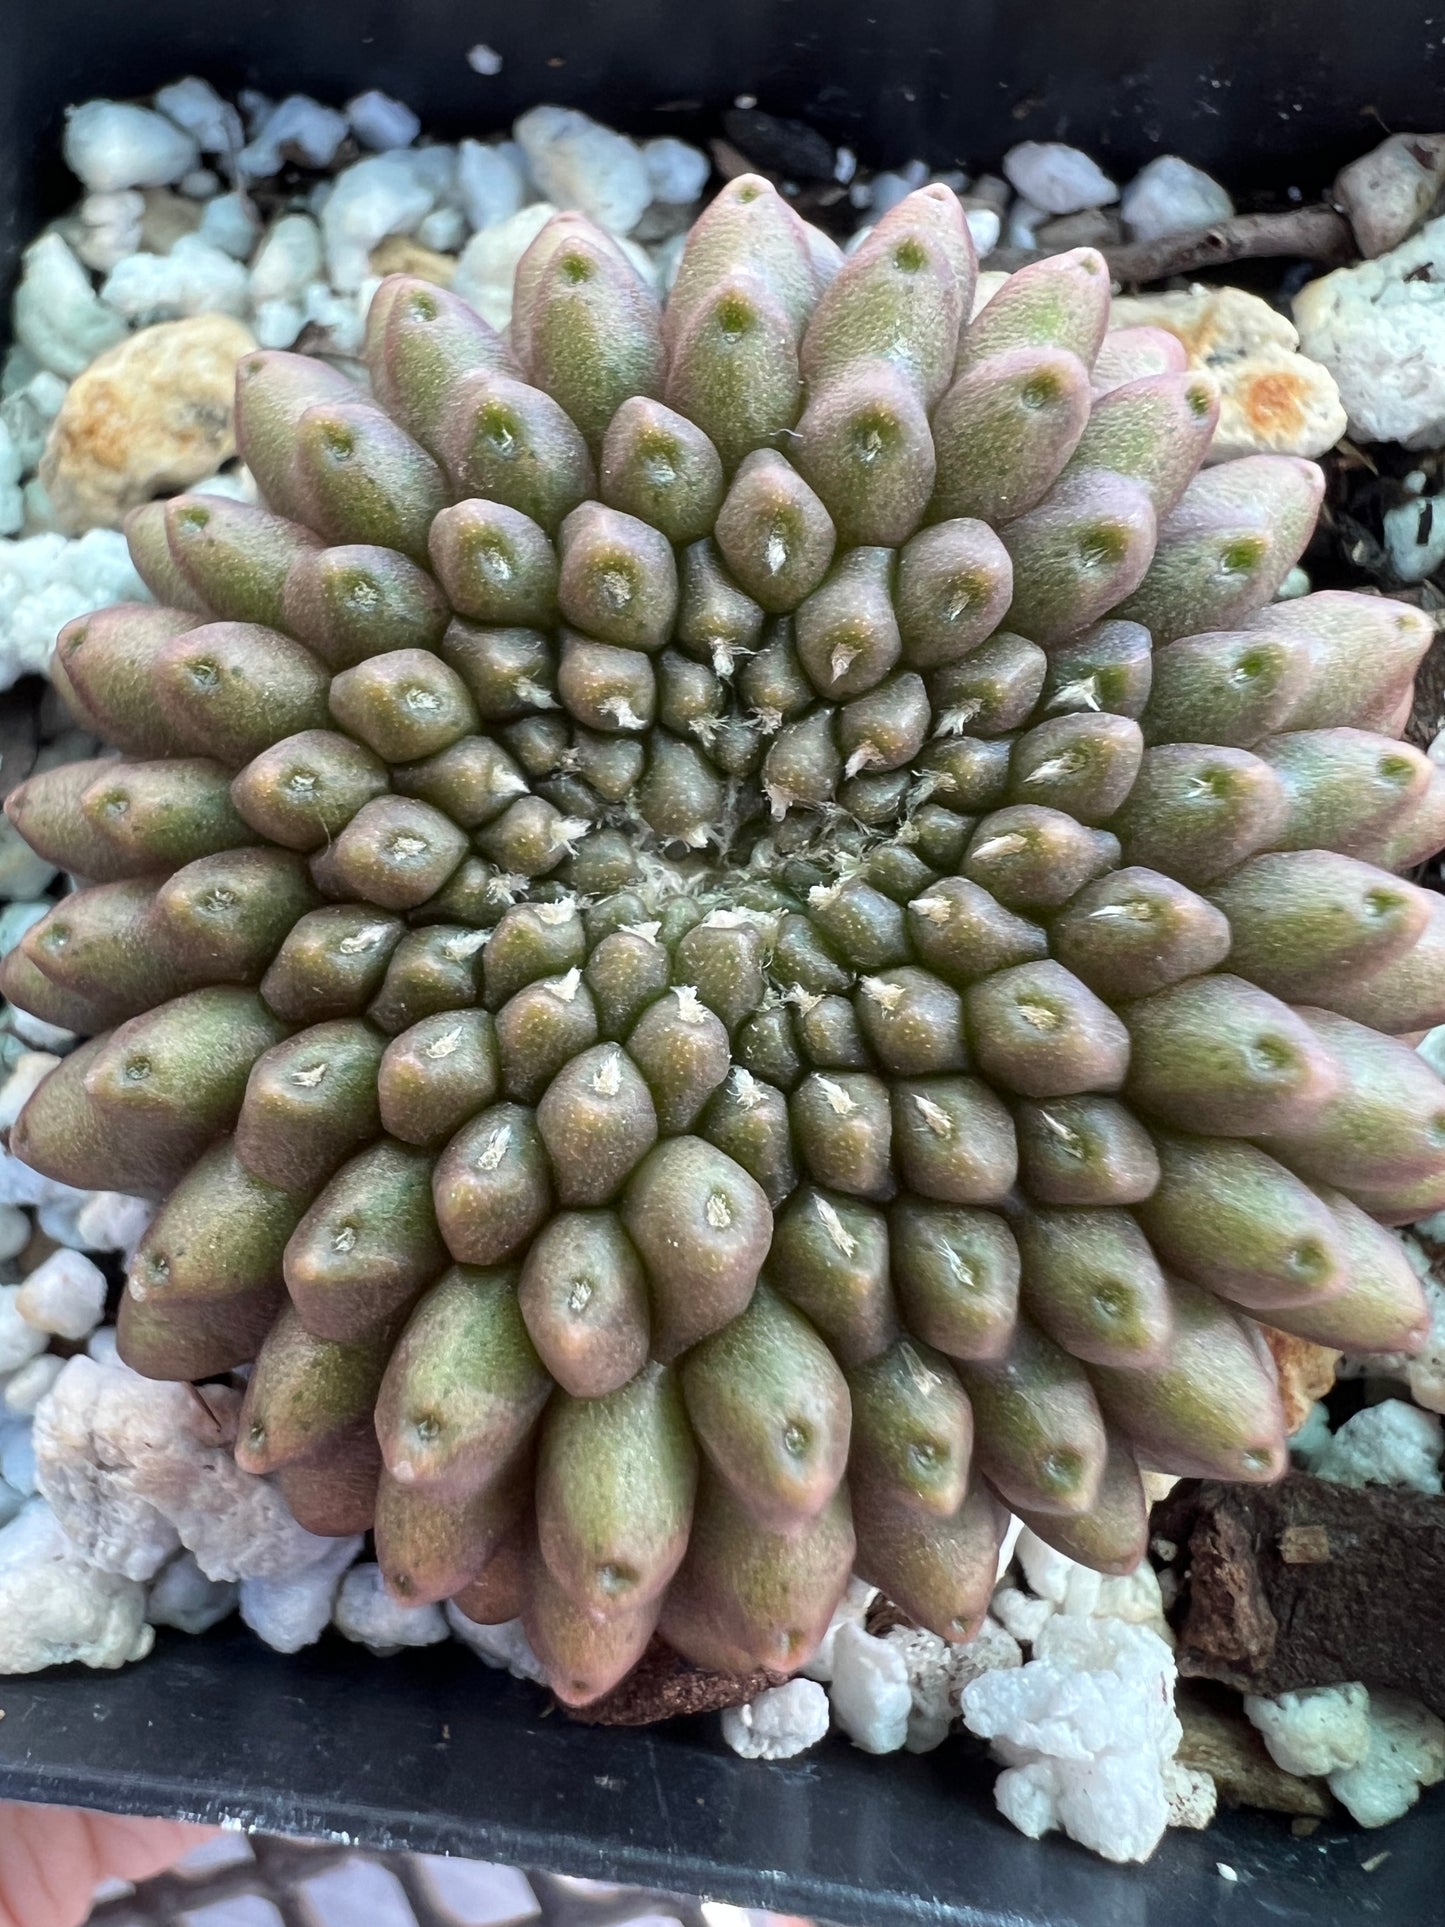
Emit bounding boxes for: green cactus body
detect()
[7,180,1441,1702]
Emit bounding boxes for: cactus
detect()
[8,181,1442,1703]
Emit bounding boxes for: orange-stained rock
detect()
[40,313,256,532]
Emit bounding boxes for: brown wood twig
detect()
[989,205,1358,283]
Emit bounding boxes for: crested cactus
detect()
[7,179,1443,1705]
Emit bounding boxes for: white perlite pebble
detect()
[249,213,324,305]
[17,1249,108,1340]
[0,1500,152,1672]
[1164,1761,1219,1831]
[101,234,250,323]
[239,95,350,181]
[153,78,244,157]
[0,423,21,537]
[34,1354,343,1583]
[798,1574,877,1682]
[1,528,142,689]
[321,153,439,291]
[85,1327,121,1367]
[444,1602,548,1682]
[302,283,371,357]
[0,1287,50,1373]
[1384,488,1445,586]
[1,372,67,478]
[0,1050,59,1132]
[4,1355,65,1419]
[252,300,305,350]
[197,191,262,261]
[334,1562,449,1654]
[642,137,710,206]
[453,204,559,330]
[239,1532,363,1654]
[1,1422,38,1495]
[1294,216,1445,448]
[1333,133,1445,259]
[74,1191,153,1257]
[0,1145,83,1211]
[964,206,1001,259]
[1288,1399,1334,1470]
[513,106,652,236]
[1244,1681,1372,1777]
[1328,1691,1445,1827]
[1313,1398,1443,1493]
[6,1007,77,1054]
[12,233,127,380]
[455,140,528,233]
[76,189,146,273]
[1121,156,1234,242]
[1006,198,1049,250]
[0,901,51,957]
[467,44,504,76]
[885,1617,1023,1753]
[722,1678,831,1760]
[147,1551,238,1635]
[418,206,467,253]
[1003,142,1119,216]
[0,1205,30,1264]
[828,1621,912,1754]
[992,1584,1054,1646]
[962,1614,1183,1864]
[64,100,200,193]
[347,91,421,152]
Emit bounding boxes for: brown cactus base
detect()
[564,1636,787,1724]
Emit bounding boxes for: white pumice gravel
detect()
[347,90,422,153]
[1294,216,1445,448]
[962,1614,1190,1864]
[238,95,350,182]
[0,1287,51,1373]
[333,1561,449,1654]
[827,1621,913,1754]
[238,1531,364,1654]
[197,190,263,261]
[443,1603,548,1682]
[642,136,711,207]
[320,151,441,291]
[1327,1691,1445,1827]
[0,1204,31,1264]
[11,232,127,380]
[33,1355,342,1583]
[452,204,560,329]
[1120,155,1234,241]
[63,101,200,194]
[248,211,325,305]
[513,106,652,235]
[721,1678,831,1760]
[0,1500,153,1672]
[73,1190,153,1257]
[101,233,251,322]
[151,78,244,158]
[146,1551,240,1635]
[1244,1681,1373,1777]
[15,1248,108,1340]
[1313,1398,1444,1493]
[3,1354,65,1419]
[1003,141,1119,215]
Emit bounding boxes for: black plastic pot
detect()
[3,4,1445,1920]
